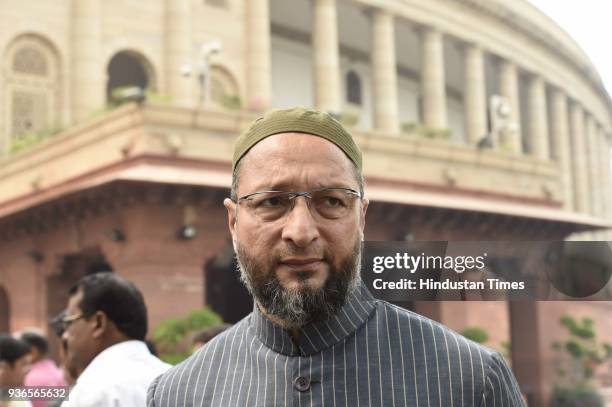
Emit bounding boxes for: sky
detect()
[527,1,612,96]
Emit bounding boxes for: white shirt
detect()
[62,340,170,407]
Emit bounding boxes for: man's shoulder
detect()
[376,300,524,405]
[69,344,171,406]
[376,299,500,362]
[148,317,250,402]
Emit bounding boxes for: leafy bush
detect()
[145,89,173,104]
[401,121,418,133]
[409,125,452,140]
[151,307,223,364]
[109,87,173,106]
[461,327,489,344]
[9,125,64,155]
[399,121,452,140]
[221,94,241,110]
[551,315,612,407]
[553,315,612,385]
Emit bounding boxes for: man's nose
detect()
[281,196,320,247]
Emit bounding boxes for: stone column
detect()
[245,0,271,111]
[499,60,522,153]
[71,0,104,123]
[596,127,611,239]
[550,90,573,210]
[596,126,607,221]
[603,131,612,239]
[463,44,487,145]
[371,9,399,134]
[569,103,590,214]
[165,0,193,107]
[585,115,600,217]
[420,27,447,129]
[312,0,341,113]
[527,75,549,160]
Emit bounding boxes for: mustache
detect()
[273,245,330,262]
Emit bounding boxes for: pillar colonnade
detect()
[242,0,611,221]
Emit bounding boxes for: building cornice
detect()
[453,0,611,109]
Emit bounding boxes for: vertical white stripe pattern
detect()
[146,290,525,407]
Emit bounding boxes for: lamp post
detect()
[479,95,519,150]
[182,40,222,108]
[489,95,519,147]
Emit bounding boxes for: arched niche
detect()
[106,50,156,102]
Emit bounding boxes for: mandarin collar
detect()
[249,282,376,356]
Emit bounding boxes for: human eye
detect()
[254,193,286,208]
[315,190,348,207]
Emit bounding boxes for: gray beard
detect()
[236,241,362,329]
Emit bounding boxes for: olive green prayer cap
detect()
[232,107,362,171]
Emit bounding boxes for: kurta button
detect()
[294,376,310,392]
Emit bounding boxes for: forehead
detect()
[238,133,357,191]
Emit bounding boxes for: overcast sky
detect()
[527,1,612,96]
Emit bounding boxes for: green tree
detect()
[461,326,489,344]
[151,307,223,365]
[551,315,612,407]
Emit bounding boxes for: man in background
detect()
[0,334,32,407]
[17,330,66,407]
[60,273,169,406]
[190,324,231,353]
[17,331,65,407]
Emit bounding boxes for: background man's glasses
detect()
[236,187,361,222]
[59,313,86,331]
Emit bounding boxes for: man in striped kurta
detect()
[147,108,525,406]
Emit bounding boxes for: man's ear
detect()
[91,311,108,340]
[223,198,237,240]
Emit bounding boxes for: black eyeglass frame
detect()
[59,312,87,331]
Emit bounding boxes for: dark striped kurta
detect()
[147,284,525,406]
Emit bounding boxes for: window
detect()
[4,35,60,145]
[13,47,48,76]
[346,70,362,105]
[11,91,47,138]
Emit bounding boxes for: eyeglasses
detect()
[235,187,362,222]
[59,313,86,331]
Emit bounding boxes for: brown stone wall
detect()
[0,183,231,336]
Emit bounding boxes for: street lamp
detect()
[479,95,519,150]
[182,40,222,108]
[490,95,519,148]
